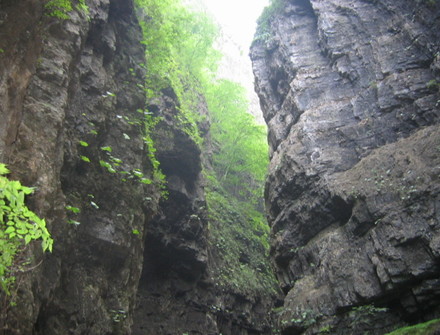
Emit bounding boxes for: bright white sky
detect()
[199,0,270,47]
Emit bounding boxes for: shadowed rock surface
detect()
[251,0,440,333]
[132,88,277,335]
[0,0,276,334]
[0,0,156,333]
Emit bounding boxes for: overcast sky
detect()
[199,0,270,47]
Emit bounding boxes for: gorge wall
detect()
[0,0,276,334]
[1,0,157,333]
[251,0,440,334]
[2,0,439,334]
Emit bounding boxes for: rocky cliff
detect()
[0,0,157,333]
[251,0,440,334]
[0,0,276,334]
[131,89,277,335]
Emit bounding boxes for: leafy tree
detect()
[205,79,268,205]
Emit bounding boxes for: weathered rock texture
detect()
[251,0,440,333]
[131,90,216,335]
[132,91,277,335]
[0,1,276,334]
[0,0,157,333]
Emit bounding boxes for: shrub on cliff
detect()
[0,164,53,297]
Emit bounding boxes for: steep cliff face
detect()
[0,0,157,333]
[0,1,277,334]
[132,91,277,335]
[131,90,215,334]
[251,0,440,333]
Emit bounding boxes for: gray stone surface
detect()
[251,0,440,333]
[132,85,277,335]
[0,1,277,334]
[0,0,156,333]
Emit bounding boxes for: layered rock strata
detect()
[132,91,277,335]
[0,0,157,333]
[251,0,440,333]
[0,1,276,334]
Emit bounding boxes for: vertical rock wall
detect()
[0,0,157,333]
[131,91,217,334]
[0,1,277,334]
[251,0,440,333]
[132,92,277,335]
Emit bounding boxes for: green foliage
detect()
[65,205,80,214]
[134,0,274,296]
[133,0,221,195]
[427,79,439,89]
[143,114,167,194]
[385,319,440,335]
[0,164,53,295]
[135,0,220,143]
[109,309,127,323]
[45,0,72,19]
[351,304,388,315]
[254,0,284,43]
[206,180,276,295]
[44,0,88,20]
[319,325,333,333]
[281,309,320,328]
[204,79,268,206]
[100,146,112,152]
[349,304,389,328]
[199,77,269,296]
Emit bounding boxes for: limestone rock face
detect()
[131,90,215,334]
[132,90,277,335]
[0,0,157,333]
[251,0,440,333]
[0,0,276,333]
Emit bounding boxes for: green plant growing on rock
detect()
[206,180,277,296]
[143,113,167,195]
[319,325,333,333]
[44,0,88,19]
[288,309,320,328]
[427,79,439,89]
[135,0,220,144]
[109,308,127,323]
[0,164,53,296]
[385,318,440,335]
[253,0,284,43]
[349,304,389,328]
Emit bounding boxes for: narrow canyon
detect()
[0,0,439,334]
